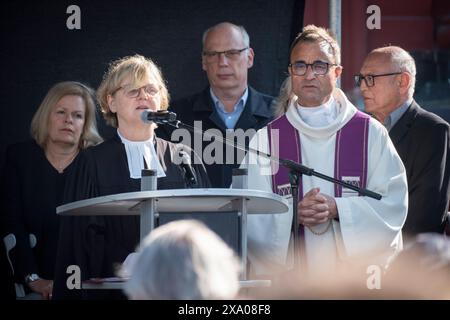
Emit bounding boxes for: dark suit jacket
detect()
[389,101,450,236]
[156,86,274,188]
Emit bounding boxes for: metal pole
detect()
[140,169,157,240]
[329,0,342,88]
[232,168,248,281]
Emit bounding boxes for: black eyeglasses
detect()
[289,61,337,76]
[202,47,249,62]
[354,72,403,87]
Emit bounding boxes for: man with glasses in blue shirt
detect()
[157,22,274,188]
[358,46,450,237]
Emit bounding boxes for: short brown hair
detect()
[290,24,341,65]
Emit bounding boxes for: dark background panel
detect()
[0,0,304,166]
[158,212,240,256]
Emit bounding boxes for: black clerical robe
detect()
[53,134,209,299]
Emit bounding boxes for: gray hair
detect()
[202,22,250,48]
[122,220,241,300]
[371,46,416,99]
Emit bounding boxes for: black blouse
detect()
[2,140,77,281]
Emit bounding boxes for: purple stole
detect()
[267,110,370,268]
[267,110,370,218]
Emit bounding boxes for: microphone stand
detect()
[289,171,304,272]
[153,115,382,271]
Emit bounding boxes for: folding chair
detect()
[3,233,37,299]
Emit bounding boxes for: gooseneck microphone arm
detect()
[147,110,382,273]
[147,111,382,200]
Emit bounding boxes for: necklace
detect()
[306,219,332,235]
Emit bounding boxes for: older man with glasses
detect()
[358,46,450,238]
[156,22,274,188]
[242,25,408,280]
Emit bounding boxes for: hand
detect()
[298,188,338,227]
[28,278,53,300]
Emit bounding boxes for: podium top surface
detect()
[57,188,289,216]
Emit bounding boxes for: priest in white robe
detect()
[243,25,408,278]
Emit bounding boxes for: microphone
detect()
[179,151,197,186]
[141,110,177,124]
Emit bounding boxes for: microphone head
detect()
[140,110,177,124]
[140,110,152,123]
[178,150,191,164]
[166,111,177,122]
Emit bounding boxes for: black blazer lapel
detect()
[193,88,227,131]
[234,87,272,130]
[389,101,419,145]
[234,103,257,130]
[209,112,227,131]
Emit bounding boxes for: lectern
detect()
[56,170,289,287]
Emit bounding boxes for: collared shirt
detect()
[384,99,413,131]
[210,88,248,129]
[117,130,166,179]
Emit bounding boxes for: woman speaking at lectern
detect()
[53,55,209,299]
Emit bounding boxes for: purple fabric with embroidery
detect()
[334,111,370,197]
[268,111,369,198]
[267,111,370,263]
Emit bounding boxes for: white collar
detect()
[296,96,338,127]
[286,88,358,139]
[117,130,166,179]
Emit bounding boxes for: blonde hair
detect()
[273,77,294,117]
[30,81,102,149]
[97,54,170,128]
[290,24,341,65]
